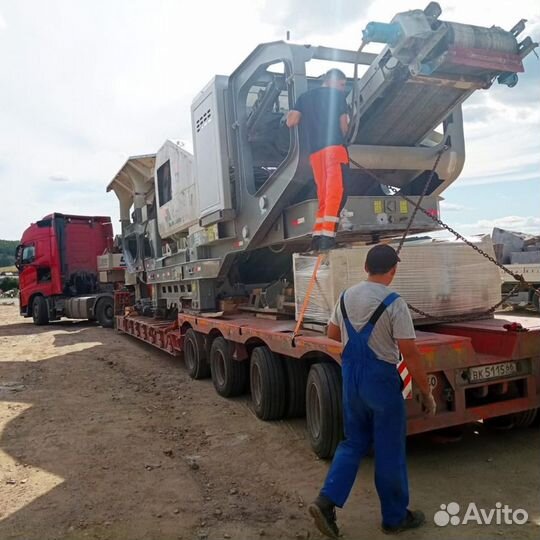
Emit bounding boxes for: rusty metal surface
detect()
[115,315,180,356]
[178,313,484,367]
[354,80,466,146]
[407,395,540,435]
[439,314,540,331]
[427,315,540,359]
[444,47,524,74]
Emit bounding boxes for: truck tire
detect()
[485,408,538,430]
[250,346,286,420]
[512,408,538,428]
[210,337,247,397]
[284,357,308,418]
[306,363,343,459]
[32,296,49,326]
[184,329,210,380]
[96,297,114,328]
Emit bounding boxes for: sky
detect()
[0,0,539,241]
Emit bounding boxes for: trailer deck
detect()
[115,310,540,457]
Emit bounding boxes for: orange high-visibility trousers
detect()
[309,145,349,238]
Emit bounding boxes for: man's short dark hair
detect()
[323,68,347,82]
[365,244,401,275]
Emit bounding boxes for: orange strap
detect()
[293,254,324,338]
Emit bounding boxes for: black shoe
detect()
[308,495,339,539]
[382,510,425,534]
[310,236,321,252]
[318,236,336,252]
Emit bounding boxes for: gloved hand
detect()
[420,390,436,416]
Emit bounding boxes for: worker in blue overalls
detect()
[309,244,436,538]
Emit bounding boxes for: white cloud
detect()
[440,201,470,212]
[48,175,70,183]
[0,10,6,30]
[458,216,540,236]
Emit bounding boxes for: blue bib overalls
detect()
[321,291,409,527]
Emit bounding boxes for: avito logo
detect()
[434,502,528,527]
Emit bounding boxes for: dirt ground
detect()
[0,302,539,540]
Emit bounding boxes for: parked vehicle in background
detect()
[16,213,123,327]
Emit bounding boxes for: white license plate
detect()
[468,362,518,383]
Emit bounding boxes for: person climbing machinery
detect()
[286,68,350,252]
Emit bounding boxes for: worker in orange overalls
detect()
[287,69,350,252]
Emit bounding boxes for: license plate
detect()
[468,362,518,383]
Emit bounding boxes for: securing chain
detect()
[347,155,536,323]
[396,146,447,255]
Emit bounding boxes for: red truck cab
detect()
[16,213,116,327]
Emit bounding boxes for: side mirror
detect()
[14,244,23,270]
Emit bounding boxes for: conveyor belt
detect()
[354,78,466,146]
[351,19,526,147]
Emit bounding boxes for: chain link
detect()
[396,147,447,255]
[348,155,537,323]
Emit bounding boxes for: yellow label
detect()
[374,200,383,213]
[206,224,217,242]
[400,201,408,214]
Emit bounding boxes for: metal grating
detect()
[354,80,467,146]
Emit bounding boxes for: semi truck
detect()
[16,213,122,328]
[31,4,540,457]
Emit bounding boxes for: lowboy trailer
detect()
[116,309,540,458]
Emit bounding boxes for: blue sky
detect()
[0,0,538,240]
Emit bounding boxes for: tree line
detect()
[0,239,18,267]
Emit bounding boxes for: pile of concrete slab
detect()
[492,228,540,265]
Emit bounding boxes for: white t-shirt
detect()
[329,281,416,364]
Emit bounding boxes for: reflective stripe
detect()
[315,217,324,223]
[320,230,336,238]
[321,222,338,233]
[398,358,413,399]
[323,215,340,223]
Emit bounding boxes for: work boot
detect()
[382,510,425,534]
[318,236,336,252]
[310,235,321,252]
[308,495,339,539]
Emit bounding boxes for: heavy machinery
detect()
[108,4,540,457]
[109,2,536,314]
[16,213,122,327]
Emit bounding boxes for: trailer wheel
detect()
[184,329,210,380]
[512,408,538,428]
[96,297,114,328]
[32,296,49,326]
[250,346,286,420]
[210,337,247,397]
[284,357,308,418]
[306,363,343,459]
[485,408,538,430]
